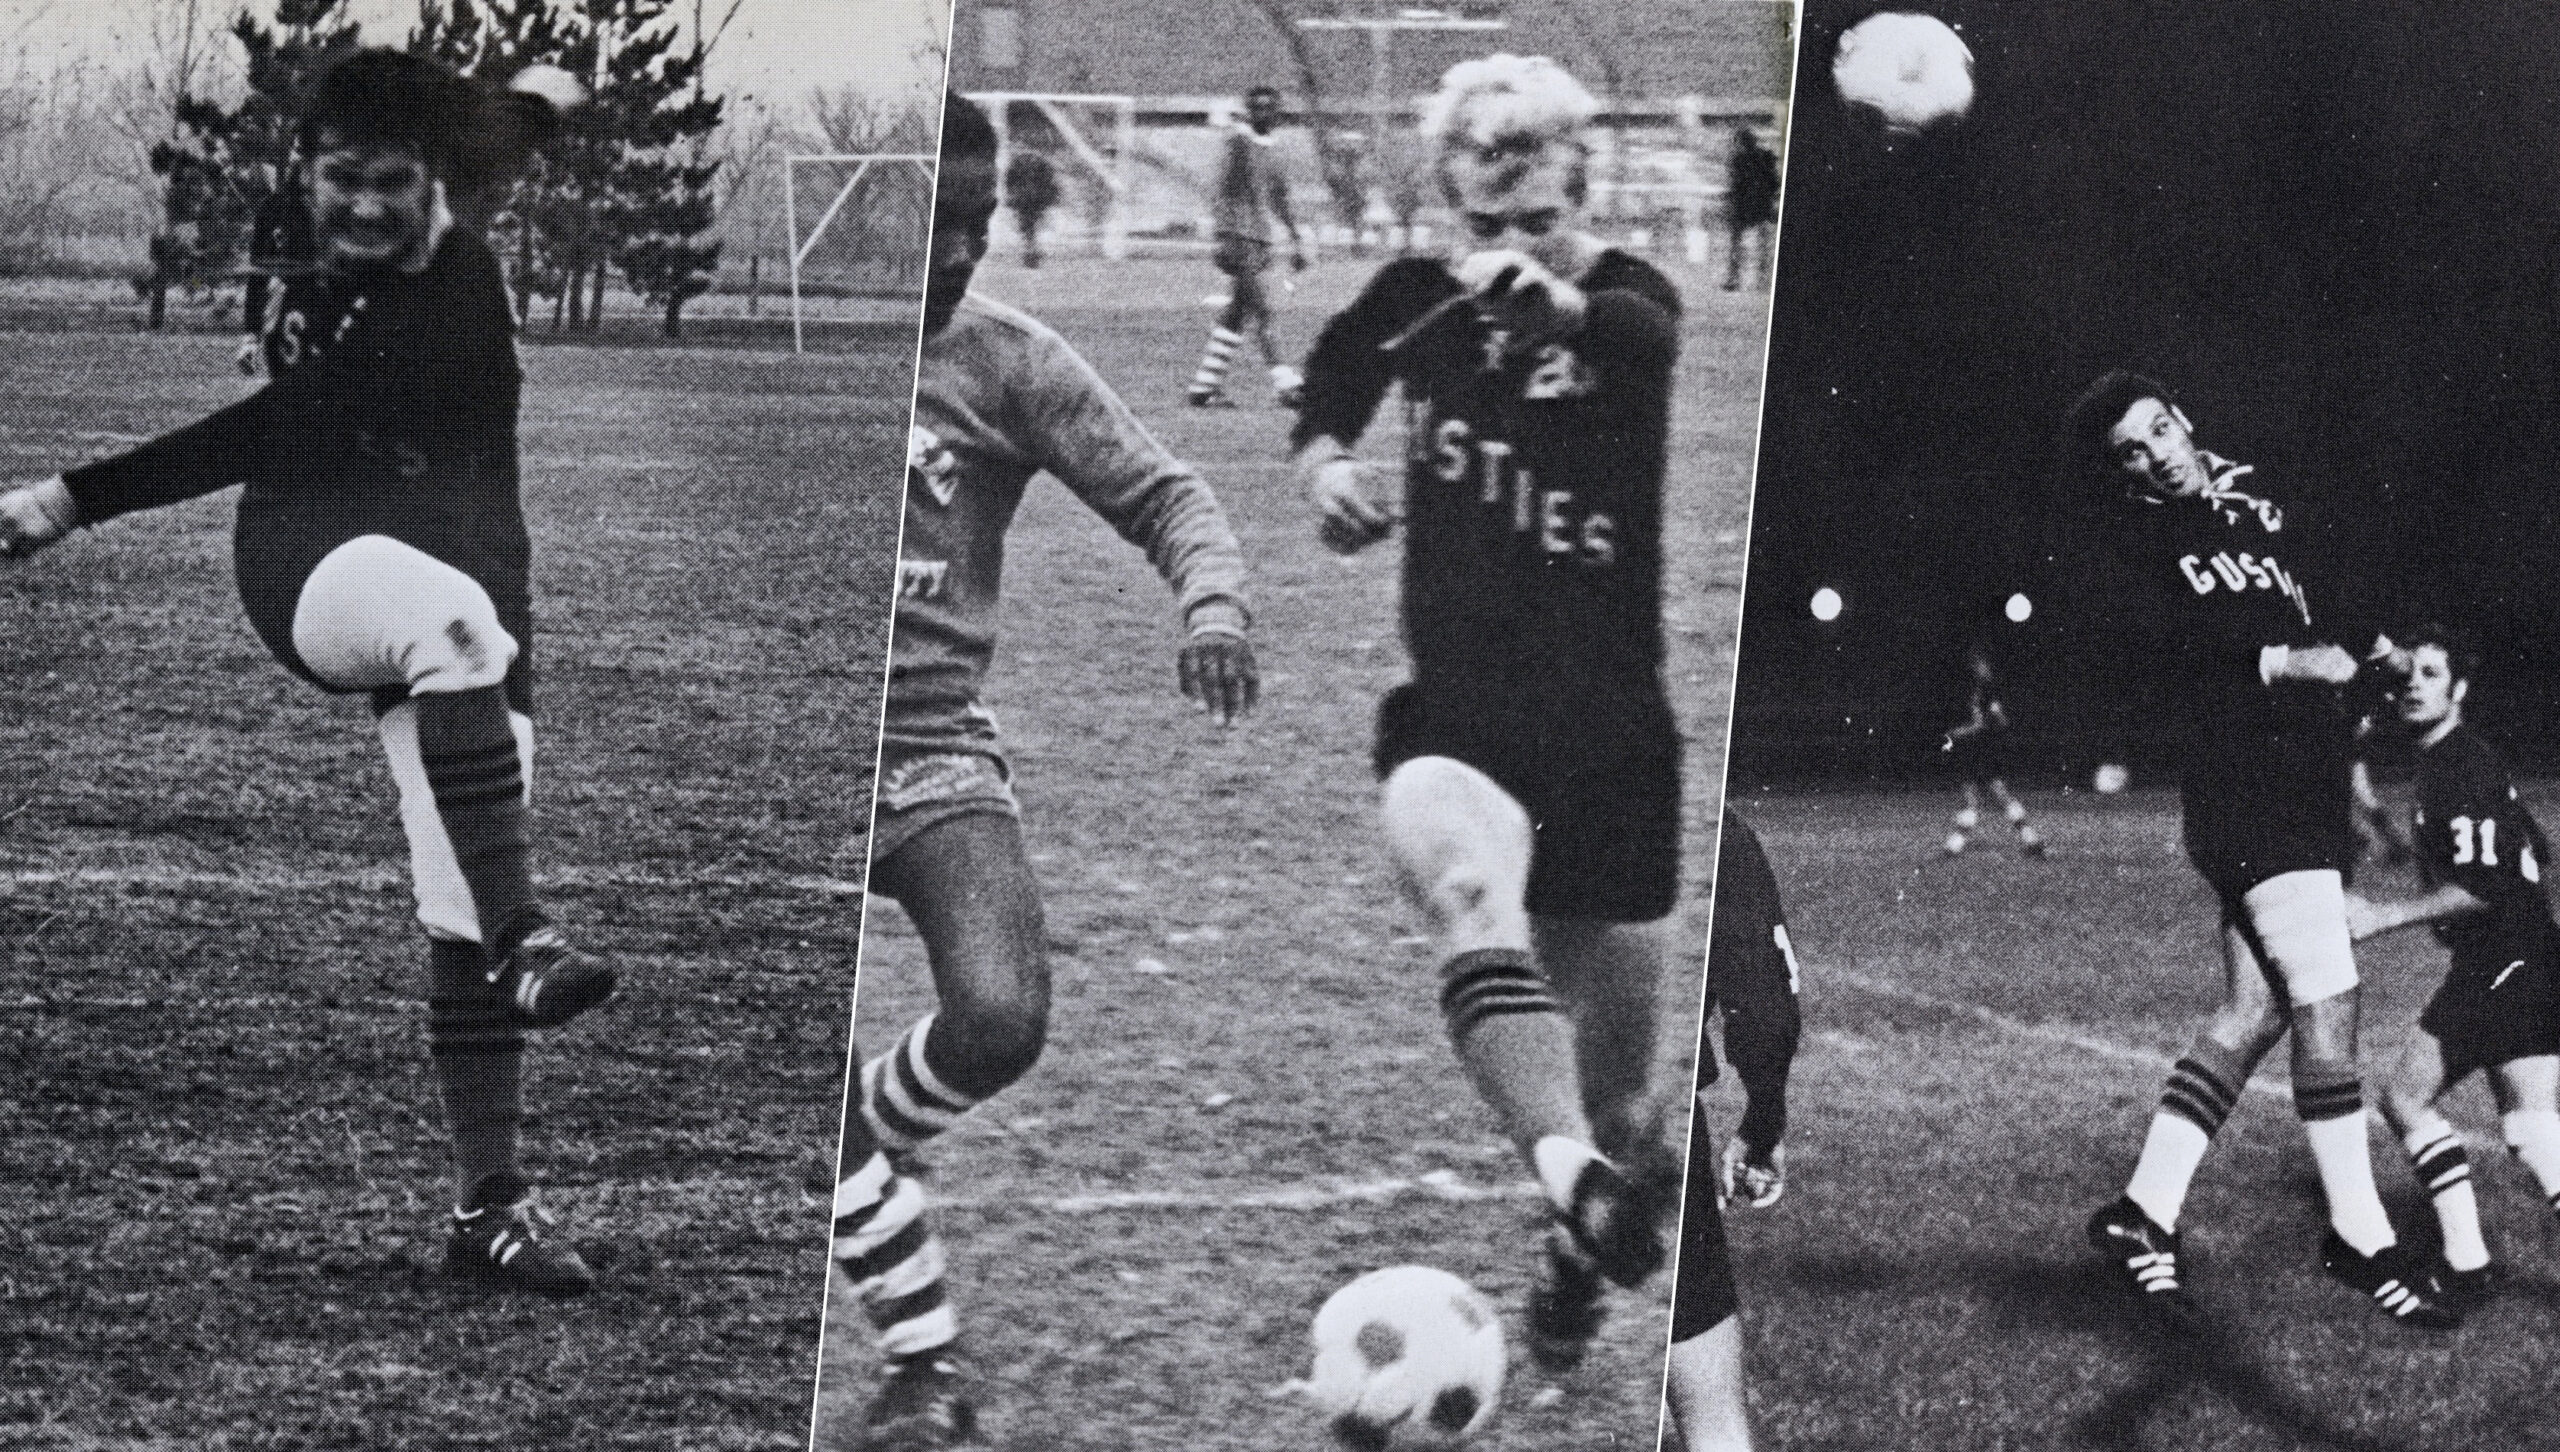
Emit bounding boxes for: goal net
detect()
[783,152,936,353]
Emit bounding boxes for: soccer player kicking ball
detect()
[831,94,1257,1450]
[2062,372,2454,1328]
[2345,627,2560,1311]
[1293,54,1686,1371]
[1186,84,1307,409]
[1666,815,1802,1452]
[1940,643,2044,857]
[0,51,610,1293]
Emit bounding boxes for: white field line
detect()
[928,1173,1542,1215]
[1,864,864,897]
[1829,965,2289,1102]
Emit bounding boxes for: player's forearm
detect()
[61,392,268,523]
[2367,883,2487,936]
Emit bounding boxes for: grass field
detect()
[0,322,910,1447]
[1720,782,2560,1452]
[816,252,1770,1450]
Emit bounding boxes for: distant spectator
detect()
[1724,125,1779,291]
[1004,147,1059,268]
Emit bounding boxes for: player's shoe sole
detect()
[2086,1195,2197,1317]
[445,1174,596,1296]
[488,923,616,1029]
[859,1352,981,1450]
[2320,1233,2461,1330]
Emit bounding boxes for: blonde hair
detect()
[1419,54,1598,202]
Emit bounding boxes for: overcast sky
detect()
[4,0,950,117]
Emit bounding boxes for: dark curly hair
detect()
[2056,369,2179,501]
[296,49,564,202]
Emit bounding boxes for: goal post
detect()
[965,92,1137,261]
[783,152,935,354]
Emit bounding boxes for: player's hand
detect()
[2278,643,2360,686]
[2367,633,2414,679]
[1719,1136,1786,1210]
[1453,248,1586,338]
[234,336,262,376]
[1178,630,1259,727]
[0,478,77,559]
[1308,457,1393,555]
[2342,891,2392,942]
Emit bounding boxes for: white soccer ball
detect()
[508,64,589,113]
[1305,1266,1504,1449]
[1832,12,1975,136]
[2093,762,2130,795]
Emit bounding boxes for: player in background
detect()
[1940,642,2044,857]
[2344,626,2560,1308]
[2062,371,2455,1327]
[829,94,1258,1450]
[0,51,610,1294]
[1721,125,1778,294]
[1293,53,1686,1372]
[1001,127,1058,270]
[1186,83,1307,409]
[1664,814,1801,1452]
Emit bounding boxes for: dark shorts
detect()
[2423,940,2560,1077]
[1670,1116,1738,1342]
[2182,753,2355,901]
[1947,730,2009,784]
[862,730,1021,872]
[1213,236,1271,277]
[1371,681,1682,923]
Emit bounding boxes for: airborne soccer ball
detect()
[1833,12,1975,136]
[1305,1266,1505,1449]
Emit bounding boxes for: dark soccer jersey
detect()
[1293,251,1678,721]
[1699,814,1801,1153]
[2413,725,2556,964]
[2126,459,2356,814]
[61,229,532,689]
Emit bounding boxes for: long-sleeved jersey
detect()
[2414,724,2556,967]
[886,290,1250,751]
[1293,251,1679,725]
[1699,814,1802,1155]
[1211,125,1288,244]
[60,227,532,695]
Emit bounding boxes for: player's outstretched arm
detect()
[1707,819,1803,1210]
[2344,883,2486,941]
[1177,622,1259,727]
[0,478,78,559]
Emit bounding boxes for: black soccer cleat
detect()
[2431,1260,2501,1317]
[1559,1155,1668,1290]
[2320,1233,2461,1330]
[858,1352,981,1450]
[445,1173,595,1296]
[1524,1225,1608,1374]
[1185,386,1237,409]
[487,920,616,1029]
[2086,1196,2197,1315]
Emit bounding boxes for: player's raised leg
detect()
[2091,913,2286,1311]
[301,535,614,1029]
[860,812,1051,1157]
[836,1041,974,1451]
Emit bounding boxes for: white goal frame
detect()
[965,92,1137,261]
[784,151,935,354]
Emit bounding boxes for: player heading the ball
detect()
[2063,371,2457,1328]
[827,92,1258,1451]
[0,49,610,1295]
[1291,52,1687,1375]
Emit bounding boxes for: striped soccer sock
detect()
[2296,1070,2394,1255]
[1438,948,1592,1172]
[834,1151,957,1360]
[2126,1041,2247,1230]
[1188,326,1242,397]
[414,684,540,948]
[427,936,524,1206]
[860,1014,988,1153]
[2403,1117,2488,1271]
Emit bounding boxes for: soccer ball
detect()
[1832,11,1976,136]
[1304,1266,1505,1449]
[2093,762,2131,795]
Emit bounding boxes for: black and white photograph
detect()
[816,3,1792,1448]
[0,0,941,1443]
[1719,3,2560,1447]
